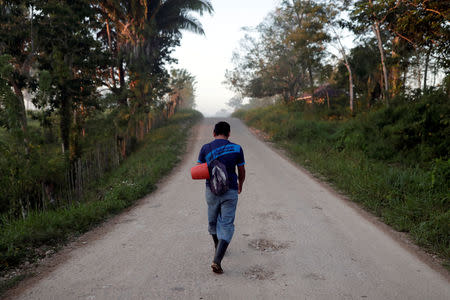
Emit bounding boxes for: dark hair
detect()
[214,121,230,137]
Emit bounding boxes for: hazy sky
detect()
[172,0,280,117]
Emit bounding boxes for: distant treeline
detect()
[225,0,449,113]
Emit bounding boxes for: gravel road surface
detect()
[12,118,450,299]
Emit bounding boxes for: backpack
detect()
[208,142,230,196]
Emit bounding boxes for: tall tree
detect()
[226,20,305,103]
[326,1,355,112]
[281,0,330,103]
[0,1,36,143]
[383,0,449,67]
[352,0,391,104]
[35,0,106,159]
[169,69,196,110]
[226,0,330,104]
[335,33,355,112]
[352,0,449,98]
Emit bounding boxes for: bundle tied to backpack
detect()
[191,163,210,180]
[208,158,229,196]
[207,142,230,196]
[190,142,229,196]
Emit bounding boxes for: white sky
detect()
[172,0,280,117]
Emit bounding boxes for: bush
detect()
[234,91,449,265]
[332,91,450,164]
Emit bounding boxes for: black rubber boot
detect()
[212,234,218,250]
[211,240,229,274]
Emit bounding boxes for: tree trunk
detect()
[402,66,408,90]
[308,65,314,104]
[60,52,75,156]
[106,21,117,89]
[118,57,127,106]
[416,53,422,89]
[344,62,354,113]
[391,36,401,97]
[423,46,432,91]
[60,86,71,155]
[326,89,330,109]
[11,81,28,135]
[70,108,84,161]
[335,32,354,113]
[432,59,438,87]
[373,22,389,106]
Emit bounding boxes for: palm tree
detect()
[97,0,213,106]
[150,0,213,35]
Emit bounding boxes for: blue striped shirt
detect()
[197,139,245,190]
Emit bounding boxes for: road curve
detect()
[12,117,450,299]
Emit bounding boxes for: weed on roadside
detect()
[234,102,449,267]
[0,110,202,275]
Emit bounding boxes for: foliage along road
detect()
[8,118,450,299]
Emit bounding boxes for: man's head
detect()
[214,121,230,138]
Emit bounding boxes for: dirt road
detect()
[11,118,449,299]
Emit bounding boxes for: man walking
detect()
[197,121,246,274]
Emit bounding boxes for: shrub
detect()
[235,91,449,264]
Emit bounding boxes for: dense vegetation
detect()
[226,0,448,112]
[1,1,212,220]
[228,0,449,266]
[0,109,201,272]
[234,89,449,265]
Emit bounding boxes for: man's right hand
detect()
[237,165,246,194]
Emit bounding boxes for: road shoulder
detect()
[1,118,203,299]
[246,124,450,282]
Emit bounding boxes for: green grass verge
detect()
[234,104,449,267]
[0,109,202,272]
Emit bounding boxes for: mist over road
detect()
[12,118,449,299]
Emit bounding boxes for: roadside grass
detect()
[234,103,449,267]
[0,109,202,273]
[0,274,28,296]
[0,109,151,219]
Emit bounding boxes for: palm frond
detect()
[154,0,213,35]
[161,0,213,16]
[158,12,205,35]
